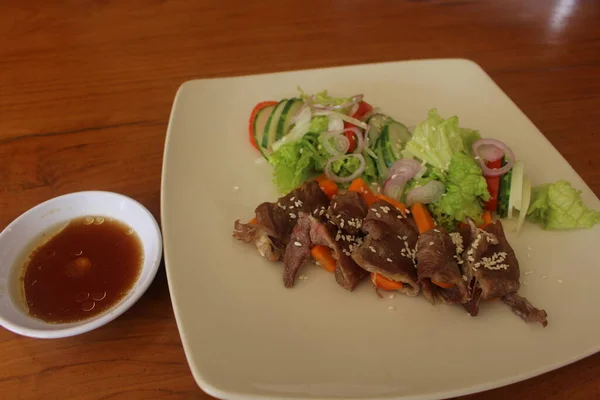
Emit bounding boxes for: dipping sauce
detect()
[20,216,143,323]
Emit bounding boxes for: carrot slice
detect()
[249,217,257,224]
[410,202,436,234]
[314,174,339,199]
[376,194,407,215]
[310,245,336,273]
[348,178,378,206]
[481,210,493,228]
[432,280,455,289]
[371,272,403,291]
[248,101,278,150]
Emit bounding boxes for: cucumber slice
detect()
[497,167,512,218]
[261,99,288,151]
[277,98,302,140]
[374,137,389,178]
[385,121,411,159]
[365,114,390,147]
[516,176,532,232]
[253,105,277,159]
[507,161,524,219]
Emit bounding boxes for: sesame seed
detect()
[340,220,345,228]
[388,305,396,311]
[397,215,402,219]
[314,261,320,266]
[289,213,297,219]
[370,208,377,212]
[524,271,533,276]
[527,246,532,251]
[429,241,434,246]
[402,236,408,240]
[334,203,337,209]
[557,279,564,284]
[388,294,396,299]
[542,275,547,279]
[386,258,393,262]
[319,209,325,216]
[233,186,240,191]
[397,235,402,240]
[376,213,382,218]
[462,275,468,281]
[474,156,480,160]
[405,209,411,214]
[294,241,302,247]
[369,246,376,253]
[290,197,295,201]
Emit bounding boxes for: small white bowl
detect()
[0,191,162,339]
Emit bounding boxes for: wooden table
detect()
[1,1,599,398]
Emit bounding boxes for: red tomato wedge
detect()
[343,101,373,152]
[248,101,278,150]
[484,159,503,211]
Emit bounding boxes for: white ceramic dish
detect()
[0,191,162,339]
[161,59,600,400]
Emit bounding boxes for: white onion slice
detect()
[328,115,344,131]
[405,180,445,206]
[272,106,312,151]
[383,159,424,200]
[314,110,368,130]
[321,131,350,156]
[325,154,366,183]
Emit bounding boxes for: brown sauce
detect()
[19,216,143,323]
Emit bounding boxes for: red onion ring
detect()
[405,180,445,206]
[383,159,423,199]
[325,154,366,183]
[328,115,344,131]
[472,138,515,177]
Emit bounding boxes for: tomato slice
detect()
[343,101,373,153]
[484,159,503,211]
[248,101,278,150]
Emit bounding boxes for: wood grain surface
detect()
[1,0,599,399]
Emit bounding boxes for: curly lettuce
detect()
[527,180,600,230]
[404,109,481,170]
[427,153,490,229]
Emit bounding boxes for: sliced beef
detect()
[283,213,312,287]
[308,216,367,291]
[351,200,420,296]
[327,192,367,235]
[416,228,470,304]
[460,220,548,326]
[503,293,548,327]
[233,220,284,262]
[233,180,330,266]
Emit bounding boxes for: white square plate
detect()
[161,59,600,400]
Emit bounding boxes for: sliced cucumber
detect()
[385,121,411,159]
[261,99,289,152]
[374,137,389,178]
[507,161,524,219]
[497,166,512,218]
[365,113,390,147]
[516,176,532,232]
[253,104,277,159]
[277,98,302,141]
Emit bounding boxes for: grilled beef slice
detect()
[351,200,420,296]
[327,191,367,235]
[417,228,470,304]
[461,220,548,326]
[233,180,330,263]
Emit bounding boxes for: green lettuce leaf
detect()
[269,133,329,193]
[309,116,329,134]
[526,180,600,229]
[298,88,352,107]
[404,109,480,170]
[428,153,490,229]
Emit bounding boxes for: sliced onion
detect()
[348,102,360,117]
[472,138,515,177]
[325,154,366,183]
[321,131,350,156]
[272,106,312,151]
[322,128,365,155]
[405,181,445,206]
[291,102,310,124]
[383,159,424,200]
[314,110,368,130]
[388,159,423,181]
[328,115,344,131]
[383,178,406,200]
